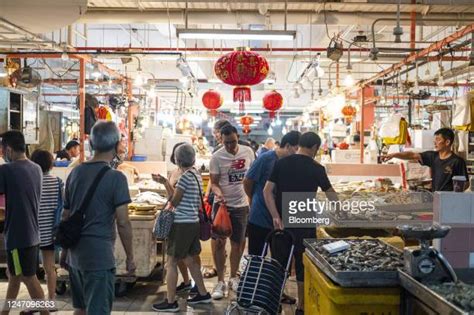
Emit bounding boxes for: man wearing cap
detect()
[56,140,80,161]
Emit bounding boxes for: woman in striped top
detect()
[151,144,211,312]
[31,150,64,302]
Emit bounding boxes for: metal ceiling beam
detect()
[361,23,474,87]
[78,11,474,26]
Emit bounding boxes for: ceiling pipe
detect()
[370,18,474,60]
[79,10,474,27]
[0,18,61,50]
[383,39,471,82]
[362,23,474,87]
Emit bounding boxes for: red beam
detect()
[79,59,85,163]
[42,79,123,85]
[42,93,147,97]
[74,46,371,53]
[361,23,474,86]
[5,53,126,80]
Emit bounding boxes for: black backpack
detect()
[54,166,110,249]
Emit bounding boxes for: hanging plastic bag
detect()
[452,94,471,130]
[212,203,233,238]
[383,118,409,145]
[379,114,402,138]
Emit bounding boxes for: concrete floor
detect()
[0,272,299,314]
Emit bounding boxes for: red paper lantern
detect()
[242,125,251,134]
[202,89,223,117]
[214,47,269,112]
[240,115,254,126]
[342,105,357,123]
[263,90,283,118]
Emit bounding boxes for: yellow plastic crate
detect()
[317,227,405,250]
[304,254,400,315]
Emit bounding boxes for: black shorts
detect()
[286,228,315,282]
[40,244,55,251]
[7,245,39,277]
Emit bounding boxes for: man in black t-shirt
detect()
[383,128,468,191]
[0,131,49,315]
[263,132,336,315]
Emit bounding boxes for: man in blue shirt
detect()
[243,131,301,255]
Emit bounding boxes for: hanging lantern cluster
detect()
[263,90,283,119]
[215,47,269,112]
[341,105,357,123]
[202,89,223,117]
[240,115,254,134]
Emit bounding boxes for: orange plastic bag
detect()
[212,203,233,238]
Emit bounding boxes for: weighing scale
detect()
[399,224,457,283]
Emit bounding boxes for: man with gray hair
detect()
[256,137,275,157]
[61,121,135,314]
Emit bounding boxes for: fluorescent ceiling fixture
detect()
[230,109,264,114]
[177,29,296,41]
[207,79,222,83]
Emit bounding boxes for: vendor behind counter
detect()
[55,140,80,161]
[382,128,468,192]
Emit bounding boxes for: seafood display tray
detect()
[328,213,433,229]
[304,239,402,288]
[399,270,468,315]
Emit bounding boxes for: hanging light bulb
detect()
[91,63,101,79]
[424,67,431,79]
[413,79,420,94]
[61,52,69,62]
[276,117,282,126]
[344,72,355,87]
[437,74,445,87]
[291,88,300,99]
[270,121,276,127]
[282,126,288,134]
[207,119,214,128]
[315,65,325,78]
[379,96,386,105]
[148,86,156,98]
[134,73,144,87]
[268,126,273,135]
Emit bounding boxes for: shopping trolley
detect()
[225,229,295,315]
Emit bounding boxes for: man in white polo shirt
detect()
[209,125,255,299]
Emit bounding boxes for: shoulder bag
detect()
[54,166,110,249]
[189,170,212,241]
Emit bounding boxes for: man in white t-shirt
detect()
[209,125,255,300]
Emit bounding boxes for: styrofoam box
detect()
[433,192,472,224]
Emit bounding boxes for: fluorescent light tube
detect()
[177,29,296,41]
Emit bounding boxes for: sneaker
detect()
[211,281,226,300]
[176,281,192,293]
[151,299,179,312]
[228,277,240,292]
[189,284,199,295]
[187,292,212,305]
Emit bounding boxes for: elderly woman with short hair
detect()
[152,144,211,312]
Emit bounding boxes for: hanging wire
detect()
[166,0,172,49]
[41,59,79,79]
